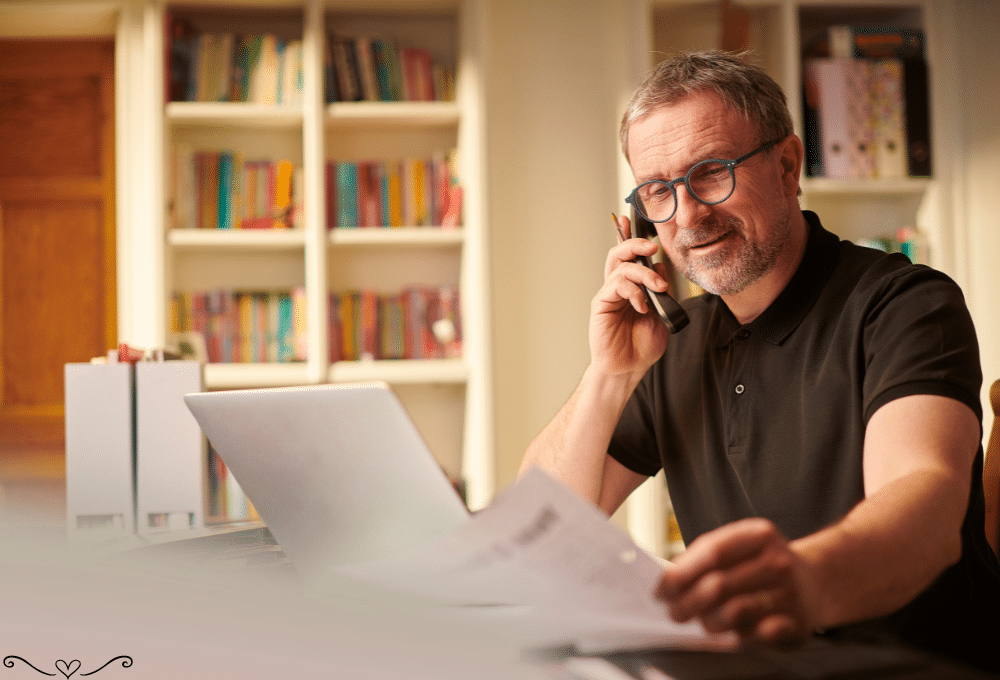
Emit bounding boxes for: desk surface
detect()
[115,525,999,680]
[567,640,1000,680]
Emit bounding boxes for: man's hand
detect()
[655,518,818,645]
[590,214,671,378]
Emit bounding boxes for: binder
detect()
[135,361,205,534]
[803,58,873,179]
[65,362,136,539]
[903,57,932,177]
[870,59,907,179]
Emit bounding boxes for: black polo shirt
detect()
[609,211,1000,669]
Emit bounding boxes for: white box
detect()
[65,363,135,538]
[135,361,204,535]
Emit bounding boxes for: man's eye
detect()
[643,182,670,199]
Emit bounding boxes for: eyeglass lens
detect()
[635,160,733,222]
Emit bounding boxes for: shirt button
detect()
[737,329,750,339]
[735,384,745,394]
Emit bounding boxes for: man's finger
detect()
[659,518,780,596]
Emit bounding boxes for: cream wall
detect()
[485,0,644,492]
[954,1,1000,435]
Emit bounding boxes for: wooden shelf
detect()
[328,227,463,246]
[801,177,932,196]
[325,101,460,127]
[168,228,306,250]
[166,101,304,127]
[328,358,467,384]
[203,358,467,389]
[203,362,311,389]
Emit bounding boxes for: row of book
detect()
[170,285,462,364]
[802,26,931,179]
[326,33,455,104]
[169,21,304,105]
[170,146,302,230]
[329,286,462,362]
[206,443,258,523]
[170,289,307,364]
[326,152,460,229]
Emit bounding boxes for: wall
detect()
[486,0,637,491]
[955,0,1000,435]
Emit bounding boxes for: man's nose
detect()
[671,182,712,229]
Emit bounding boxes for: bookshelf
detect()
[154,0,493,510]
[621,0,952,557]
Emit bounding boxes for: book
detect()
[278,39,303,105]
[323,159,337,229]
[409,158,428,225]
[357,161,382,227]
[291,286,307,361]
[273,159,294,228]
[386,161,403,227]
[330,34,361,102]
[353,36,380,102]
[358,289,379,360]
[328,293,343,362]
[323,33,338,104]
[217,152,233,229]
[167,13,197,102]
[249,34,281,105]
[371,37,401,101]
[233,34,264,102]
[335,162,359,228]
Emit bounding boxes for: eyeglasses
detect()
[626,139,782,223]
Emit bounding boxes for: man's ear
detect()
[778,134,804,198]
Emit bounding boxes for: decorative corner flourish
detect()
[4,656,132,679]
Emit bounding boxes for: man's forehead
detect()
[627,95,757,177]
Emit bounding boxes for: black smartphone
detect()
[622,211,689,334]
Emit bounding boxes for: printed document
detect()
[328,468,736,653]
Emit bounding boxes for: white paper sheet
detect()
[327,468,736,653]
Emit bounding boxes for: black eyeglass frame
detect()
[625,138,783,224]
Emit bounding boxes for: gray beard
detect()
[680,210,791,297]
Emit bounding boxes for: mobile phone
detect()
[614,211,689,334]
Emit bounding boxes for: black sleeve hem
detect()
[607,442,661,478]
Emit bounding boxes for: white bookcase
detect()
[151,0,493,509]
[621,0,953,556]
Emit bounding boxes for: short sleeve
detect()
[861,264,982,424]
[608,373,663,478]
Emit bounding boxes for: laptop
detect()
[183,382,470,588]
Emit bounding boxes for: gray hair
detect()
[620,50,793,162]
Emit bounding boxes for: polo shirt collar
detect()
[714,211,838,347]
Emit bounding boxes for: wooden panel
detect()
[1,199,108,411]
[0,75,103,177]
[0,39,114,521]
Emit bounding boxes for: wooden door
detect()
[0,39,116,523]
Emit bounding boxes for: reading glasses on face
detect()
[626,138,782,224]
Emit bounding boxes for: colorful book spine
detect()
[335,162,359,228]
[169,30,302,105]
[326,34,452,103]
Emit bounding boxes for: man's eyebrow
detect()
[636,146,740,184]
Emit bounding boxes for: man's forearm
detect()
[520,365,641,504]
[792,467,968,629]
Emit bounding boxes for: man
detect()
[520,51,1000,670]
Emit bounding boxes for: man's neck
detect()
[722,210,810,325]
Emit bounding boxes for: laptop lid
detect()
[183,382,470,586]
